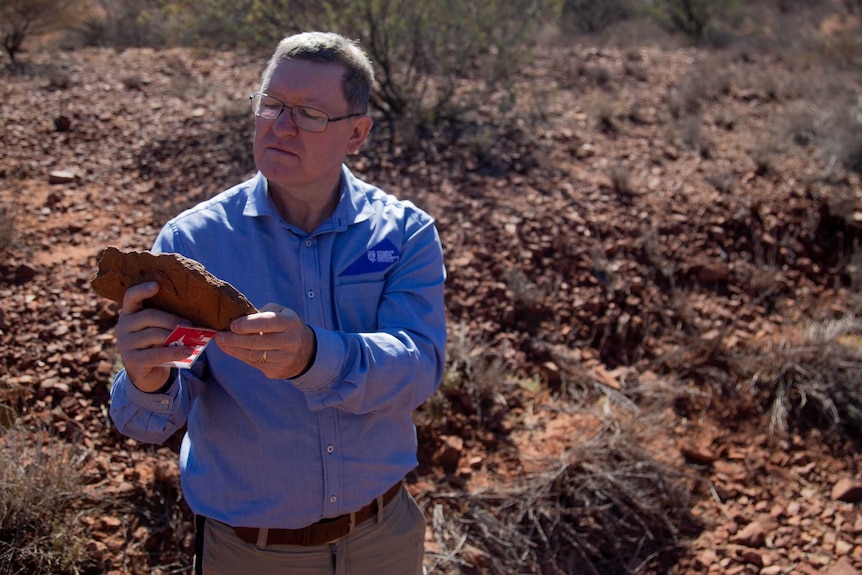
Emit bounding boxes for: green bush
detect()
[75,0,173,48]
[1,0,89,64]
[178,0,553,146]
[331,0,551,143]
[68,0,557,150]
[178,0,325,49]
[561,0,635,34]
[643,0,740,42]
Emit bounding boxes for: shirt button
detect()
[305,239,312,247]
[330,496,337,503]
[307,290,315,299]
[327,445,334,454]
[160,400,169,405]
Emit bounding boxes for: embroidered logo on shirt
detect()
[340,238,400,276]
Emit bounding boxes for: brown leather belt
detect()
[233,482,402,547]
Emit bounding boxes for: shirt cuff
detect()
[289,326,346,394]
[123,370,179,414]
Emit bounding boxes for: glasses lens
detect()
[293,106,328,132]
[252,93,282,120]
[250,93,333,132]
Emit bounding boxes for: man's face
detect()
[253,59,370,196]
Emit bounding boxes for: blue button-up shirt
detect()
[109,166,447,529]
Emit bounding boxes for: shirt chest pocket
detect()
[334,280,385,332]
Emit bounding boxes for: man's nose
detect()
[273,107,299,134]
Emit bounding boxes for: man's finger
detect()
[121,281,160,316]
[259,303,285,315]
[229,309,288,335]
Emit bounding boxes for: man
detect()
[109,32,446,575]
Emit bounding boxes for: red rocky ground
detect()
[1,14,862,575]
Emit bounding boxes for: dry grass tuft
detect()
[421,421,699,575]
[743,317,862,440]
[0,427,97,575]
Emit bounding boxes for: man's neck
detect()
[268,176,341,234]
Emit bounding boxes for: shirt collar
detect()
[243,172,276,219]
[243,166,375,232]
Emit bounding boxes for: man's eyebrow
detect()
[264,89,332,110]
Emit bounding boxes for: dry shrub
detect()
[822,183,857,222]
[592,93,619,133]
[610,164,636,201]
[784,102,821,147]
[429,323,511,431]
[744,317,862,440]
[121,74,145,90]
[705,168,736,194]
[0,427,97,575]
[677,113,715,158]
[842,238,862,290]
[666,71,705,120]
[0,200,16,254]
[653,327,742,420]
[667,59,732,121]
[806,90,862,175]
[818,28,862,70]
[421,421,699,575]
[832,110,862,175]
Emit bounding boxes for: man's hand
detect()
[214,303,316,379]
[116,282,194,392]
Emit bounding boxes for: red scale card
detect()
[160,326,217,369]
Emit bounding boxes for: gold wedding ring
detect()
[258,350,268,364]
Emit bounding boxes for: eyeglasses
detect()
[250,91,364,133]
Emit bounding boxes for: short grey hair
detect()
[260,32,374,113]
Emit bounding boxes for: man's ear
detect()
[346,115,373,155]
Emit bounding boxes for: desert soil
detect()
[1,18,861,575]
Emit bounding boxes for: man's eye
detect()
[297,107,326,121]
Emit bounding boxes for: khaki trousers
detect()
[198,486,426,575]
